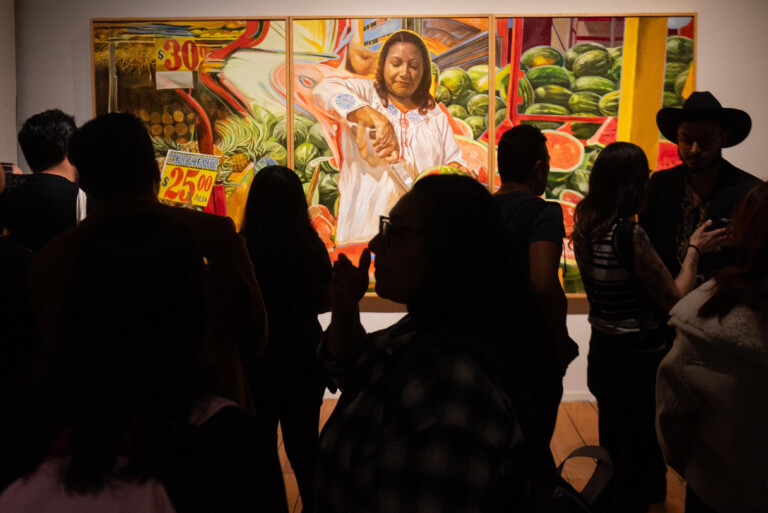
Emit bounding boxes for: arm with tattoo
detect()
[633,225,697,311]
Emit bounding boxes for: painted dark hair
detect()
[374,30,435,115]
[572,142,650,262]
[699,181,768,319]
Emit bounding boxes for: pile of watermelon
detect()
[435,64,507,142]
[511,35,694,140]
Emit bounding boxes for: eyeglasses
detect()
[378,215,422,247]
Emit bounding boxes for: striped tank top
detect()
[578,222,659,334]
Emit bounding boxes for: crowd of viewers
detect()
[0,89,765,513]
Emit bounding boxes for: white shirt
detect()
[313,77,465,245]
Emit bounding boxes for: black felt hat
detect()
[656,91,751,147]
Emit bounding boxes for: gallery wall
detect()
[12,0,768,399]
[0,0,15,162]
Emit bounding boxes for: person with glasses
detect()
[314,175,531,512]
[571,142,727,513]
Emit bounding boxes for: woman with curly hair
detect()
[313,30,466,245]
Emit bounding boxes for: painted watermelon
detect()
[517,76,535,113]
[565,42,608,71]
[525,103,570,116]
[526,65,572,90]
[572,76,617,96]
[573,50,612,78]
[534,85,573,108]
[521,46,565,69]
[666,36,694,64]
[454,135,488,178]
[598,91,620,117]
[543,130,585,172]
[568,92,602,116]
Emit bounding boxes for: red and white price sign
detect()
[158,150,221,208]
[155,38,208,72]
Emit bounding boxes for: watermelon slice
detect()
[656,140,682,171]
[454,135,490,181]
[542,130,585,172]
[586,116,618,147]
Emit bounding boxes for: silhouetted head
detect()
[572,142,650,261]
[369,174,515,337]
[18,109,76,173]
[68,113,159,200]
[375,30,435,114]
[242,165,309,235]
[497,125,550,191]
[590,142,649,217]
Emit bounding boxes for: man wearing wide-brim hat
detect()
[639,91,762,285]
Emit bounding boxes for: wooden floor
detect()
[278,400,685,513]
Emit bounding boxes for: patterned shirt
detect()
[315,316,525,513]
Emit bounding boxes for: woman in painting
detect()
[656,181,768,513]
[570,142,727,513]
[239,165,332,512]
[313,29,467,246]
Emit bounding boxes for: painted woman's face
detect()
[383,42,424,102]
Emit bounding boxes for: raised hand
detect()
[689,220,728,254]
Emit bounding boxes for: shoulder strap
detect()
[612,219,636,273]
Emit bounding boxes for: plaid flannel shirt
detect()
[315,316,525,513]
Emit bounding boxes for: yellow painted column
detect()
[616,17,667,169]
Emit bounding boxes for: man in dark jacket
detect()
[640,91,761,281]
[29,113,268,411]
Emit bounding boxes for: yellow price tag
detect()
[158,151,222,208]
[155,38,208,72]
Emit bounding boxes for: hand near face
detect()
[330,249,371,315]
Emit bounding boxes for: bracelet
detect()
[688,244,701,256]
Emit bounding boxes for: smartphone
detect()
[711,217,731,230]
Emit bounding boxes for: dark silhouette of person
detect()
[495,124,578,444]
[315,175,533,512]
[0,109,87,252]
[572,142,726,512]
[657,181,768,513]
[28,112,268,411]
[240,165,332,511]
[0,212,286,512]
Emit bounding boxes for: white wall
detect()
[14,0,767,400]
[0,0,15,163]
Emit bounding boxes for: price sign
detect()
[155,38,208,72]
[158,150,222,208]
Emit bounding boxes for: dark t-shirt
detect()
[0,173,81,252]
[495,191,565,248]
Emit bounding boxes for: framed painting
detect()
[91,14,695,309]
